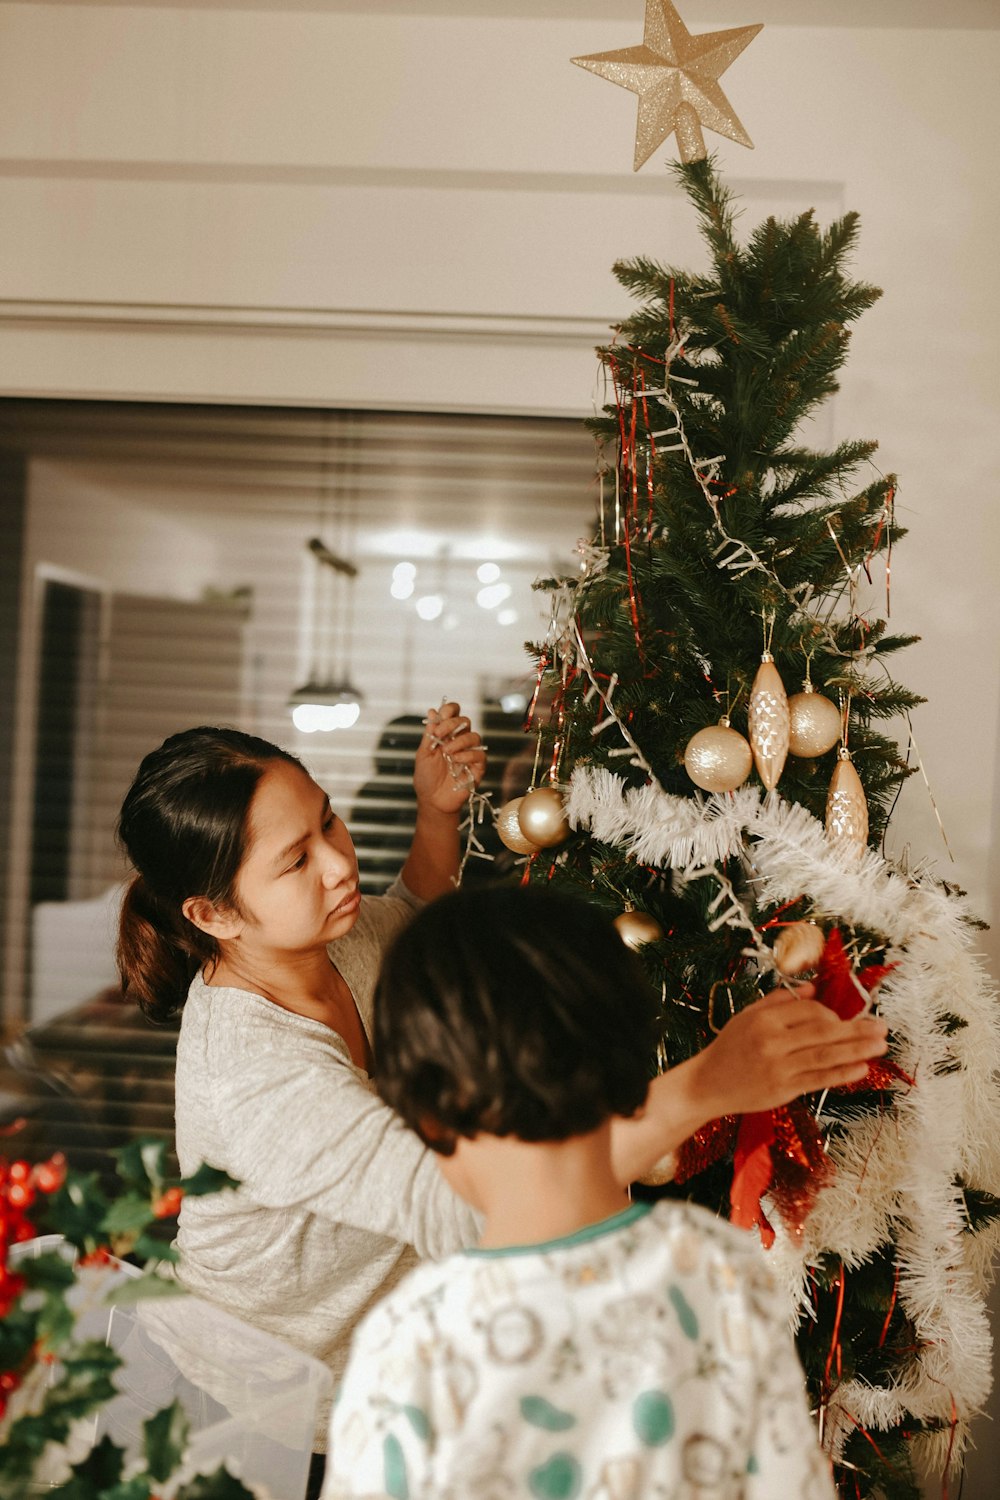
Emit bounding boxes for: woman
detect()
[116,708,886,1480]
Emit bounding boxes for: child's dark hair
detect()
[374,884,656,1152]
[116,726,305,1023]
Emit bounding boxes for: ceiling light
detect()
[415,593,444,621]
[476,582,512,610]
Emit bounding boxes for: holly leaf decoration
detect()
[174,1468,257,1500]
[37,1173,110,1255]
[114,1138,172,1198]
[179,1164,240,1198]
[2,1342,121,1483]
[50,1432,126,1495]
[105,1270,186,1308]
[102,1192,157,1237]
[36,1285,76,1349]
[20,1249,76,1295]
[144,1399,190,1483]
[131,1231,180,1264]
[99,1482,154,1500]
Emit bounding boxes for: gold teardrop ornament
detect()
[826,750,869,852]
[748,655,789,791]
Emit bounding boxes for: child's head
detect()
[374,883,656,1153]
[116,726,306,1022]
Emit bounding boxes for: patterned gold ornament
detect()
[572,0,762,169]
[517,785,570,848]
[826,748,869,852]
[684,719,752,793]
[496,798,539,855]
[748,654,789,792]
[787,684,841,758]
[773,920,825,977]
[613,908,664,950]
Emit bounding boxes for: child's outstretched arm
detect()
[610,983,889,1187]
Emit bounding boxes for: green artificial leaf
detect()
[37,1174,110,1254]
[0,1305,42,1372]
[178,1163,240,1198]
[2,1343,121,1483]
[102,1192,156,1237]
[36,1286,76,1349]
[174,1468,258,1500]
[21,1250,76,1294]
[114,1137,170,1197]
[144,1399,191,1483]
[131,1231,180,1264]
[101,1481,154,1500]
[105,1269,186,1308]
[58,1432,126,1492]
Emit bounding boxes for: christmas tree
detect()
[501,156,1000,1499]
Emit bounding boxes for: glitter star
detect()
[572,0,762,170]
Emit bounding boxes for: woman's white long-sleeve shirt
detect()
[172,880,479,1445]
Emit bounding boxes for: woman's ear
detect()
[182,895,243,941]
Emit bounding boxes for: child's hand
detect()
[694,984,890,1120]
[413,702,487,817]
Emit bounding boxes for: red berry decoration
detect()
[33,1154,67,1194]
[152,1186,184,1220]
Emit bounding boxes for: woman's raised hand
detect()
[413,702,487,817]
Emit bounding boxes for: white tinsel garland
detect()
[566,766,1000,1467]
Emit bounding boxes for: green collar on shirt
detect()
[463,1200,654,1258]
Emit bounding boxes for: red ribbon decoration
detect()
[728,924,905,1242]
[725,927,905,1243]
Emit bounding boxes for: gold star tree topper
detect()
[572,0,762,169]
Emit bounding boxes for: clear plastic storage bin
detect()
[11,1238,332,1499]
[95,1292,331,1499]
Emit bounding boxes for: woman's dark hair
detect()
[116,726,305,1023]
[374,884,656,1152]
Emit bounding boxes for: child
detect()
[323,884,837,1500]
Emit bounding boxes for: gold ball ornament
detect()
[826,749,869,853]
[517,786,570,848]
[684,719,752,793]
[773,920,825,977]
[613,909,664,951]
[638,1151,677,1188]
[787,684,842,758]
[748,655,789,791]
[495,798,539,855]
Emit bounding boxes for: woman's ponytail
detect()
[116,873,203,1024]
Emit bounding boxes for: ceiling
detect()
[29,0,1000,26]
